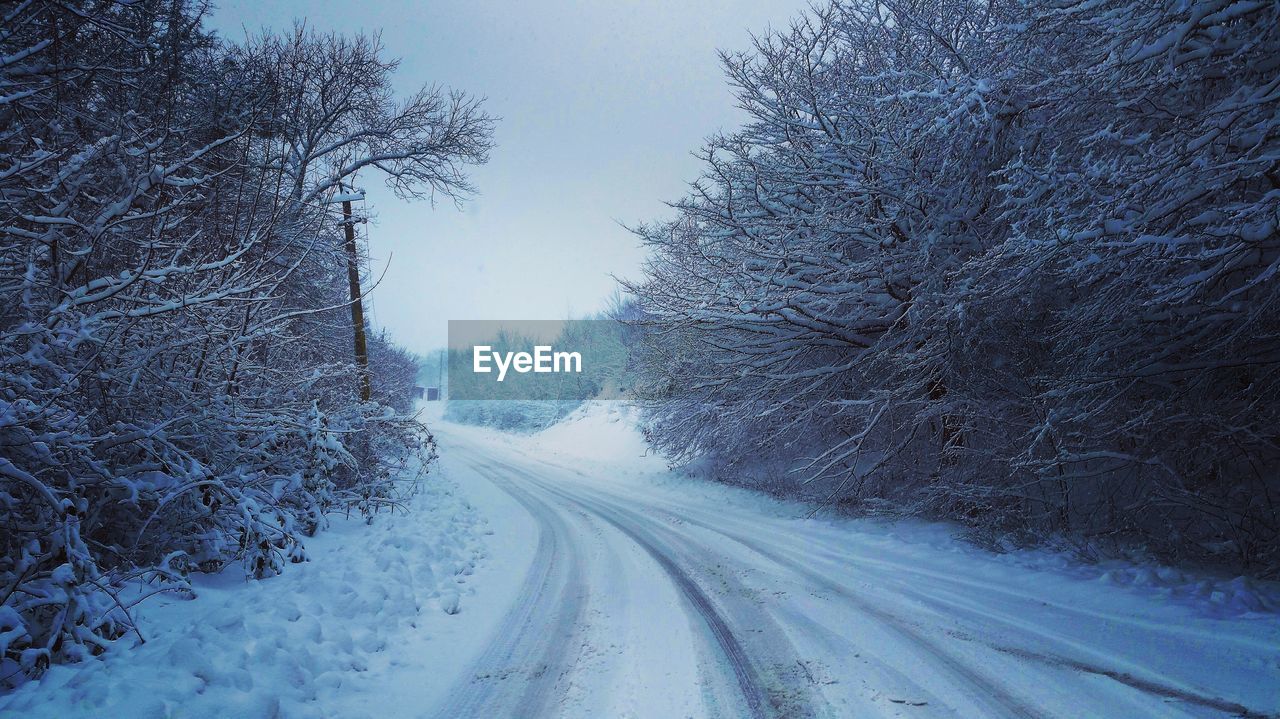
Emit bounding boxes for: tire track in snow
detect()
[582,504,772,718]
[515,467,1042,719]
[430,461,588,719]
[647,504,1042,718]
[496,461,820,719]
[635,500,1271,718]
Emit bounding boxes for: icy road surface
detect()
[425,410,1280,719]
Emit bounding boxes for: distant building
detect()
[426,387,441,401]
[412,386,425,400]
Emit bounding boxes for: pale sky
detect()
[209,0,803,353]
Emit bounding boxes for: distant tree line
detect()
[626,0,1280,575]
[0,0,492,679]
[445,312,633,431]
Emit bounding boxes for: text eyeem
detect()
[473,345,583,382]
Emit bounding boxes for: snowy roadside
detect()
[0,462,490,719]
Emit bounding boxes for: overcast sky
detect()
[209,0,802,353]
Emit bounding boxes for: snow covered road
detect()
[3,407,1276,718]
[431,412,1280,719]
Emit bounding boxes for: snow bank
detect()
[524,402,658,465]
[0,475,488,719]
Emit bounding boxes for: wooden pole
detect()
[342,196,372,402]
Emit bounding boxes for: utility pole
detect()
[341,191,372,402]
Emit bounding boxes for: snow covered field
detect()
[4,403,1279,718]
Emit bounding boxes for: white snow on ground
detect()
[4,401,1279,718]
[0,458,489,719]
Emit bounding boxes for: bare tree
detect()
[239,26,494,399]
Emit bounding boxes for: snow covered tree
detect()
[0,0,490,681]
[627,0,1280,574]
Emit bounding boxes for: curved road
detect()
[429,431,1278,719]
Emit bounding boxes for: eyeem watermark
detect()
[447,319,628,401]
[472,345,582,382]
